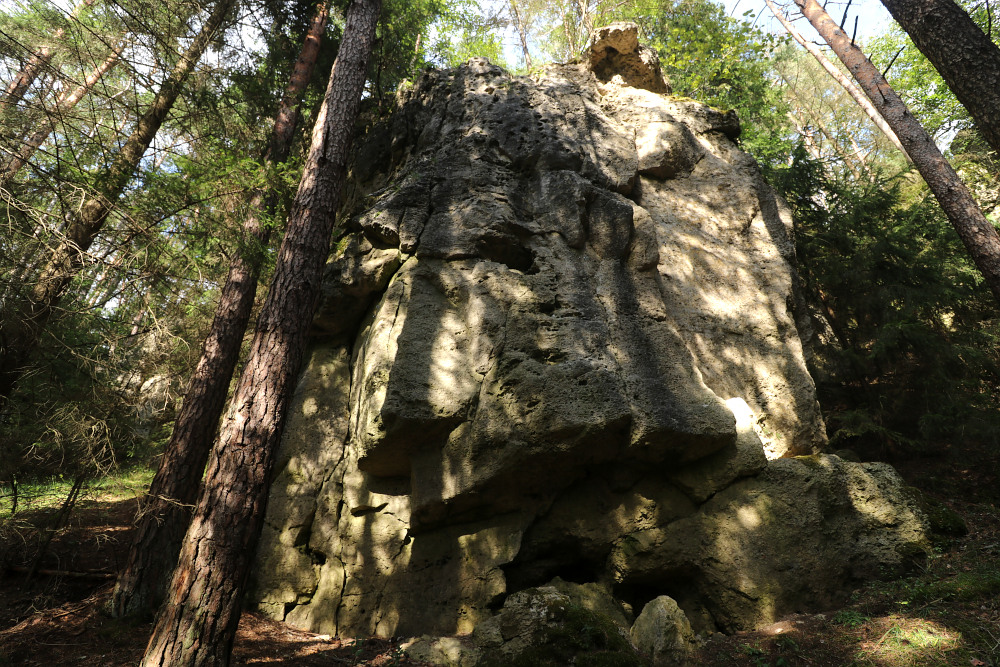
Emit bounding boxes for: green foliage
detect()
[0,0,270,492]
[425,0,508,69]
[0,466,152,521]
[609,0,793,166]
[770,147,1000,453]
[833,609,870,628]
[871,547,1000,610]
[950,128,1000,224]
[867,29,969,142]
[909,570,1000,604]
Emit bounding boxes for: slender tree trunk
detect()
[559,3,578,57]
[0,0,236,410]
[880,0,1000,156]
[782,76,865,178]
[409,32,422,71]
[846,134,871,174]
[1,45,123,182]
[576,0,593,40]
[765,0,910,159]
[140,0,380,664]
[793,0,1000,303]
[0,0,97,112]
[110,0,329,620]
[509,0,533,70]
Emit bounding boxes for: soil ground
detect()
[0,441,997,666]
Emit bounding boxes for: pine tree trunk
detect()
[793,0,1000,304]
[1,44,122,182]
[787,110,826,162]
[110,0,329,620]
[765,0,910,159]
[0,0,97,111]
[880,0,1000,156]
[0,0,236,409]
[140,0,380,664]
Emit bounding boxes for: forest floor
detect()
[0,442,997,667]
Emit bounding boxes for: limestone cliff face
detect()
[251,26,929,641]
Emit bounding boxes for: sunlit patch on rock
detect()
[250,22,931,665]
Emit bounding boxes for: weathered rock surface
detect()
[630,596,697,666]
[588,22,671,94]
[610,454,930,634]
[472,585,641,666]
[251,23,930,657]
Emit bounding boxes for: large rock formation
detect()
[251,24,930,654]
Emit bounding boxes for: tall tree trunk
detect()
[0,0,97,112]
[0,0,236,410]
[1,44,123,182]
[509,0,533,70]
[765,0,910,159]
[880,0,1000,156]
[140,0,380,664]
[576,0,593,40]
[793,0,1000,304]
[110,0,329,620]
[559,3,579,57]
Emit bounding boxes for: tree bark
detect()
[880,0,1000,156]
[1,44,123,182]
[110,0,329,620]
[139,0,380,664]
[793,0,1000,304]
[509,0,533,70]
[0,0,236,409]
[765,0,910,159]
[0,0,97,112]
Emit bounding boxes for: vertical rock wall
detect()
[251,26,929,641]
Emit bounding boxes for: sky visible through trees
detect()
[463,0,894,72]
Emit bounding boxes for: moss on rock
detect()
[905,486,968,550]
[476,587,645,667]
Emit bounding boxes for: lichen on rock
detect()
[630,596,698,666]
[250,23,931,660]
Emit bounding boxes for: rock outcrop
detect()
[251,24,930,661]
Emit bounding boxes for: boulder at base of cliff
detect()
[472,586,643,667]
[630,596,698,667]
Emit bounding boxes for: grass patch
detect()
[0,467,153,521]
[909,571,1000,604]
[833,609,870,628]
[853,616,965,666]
